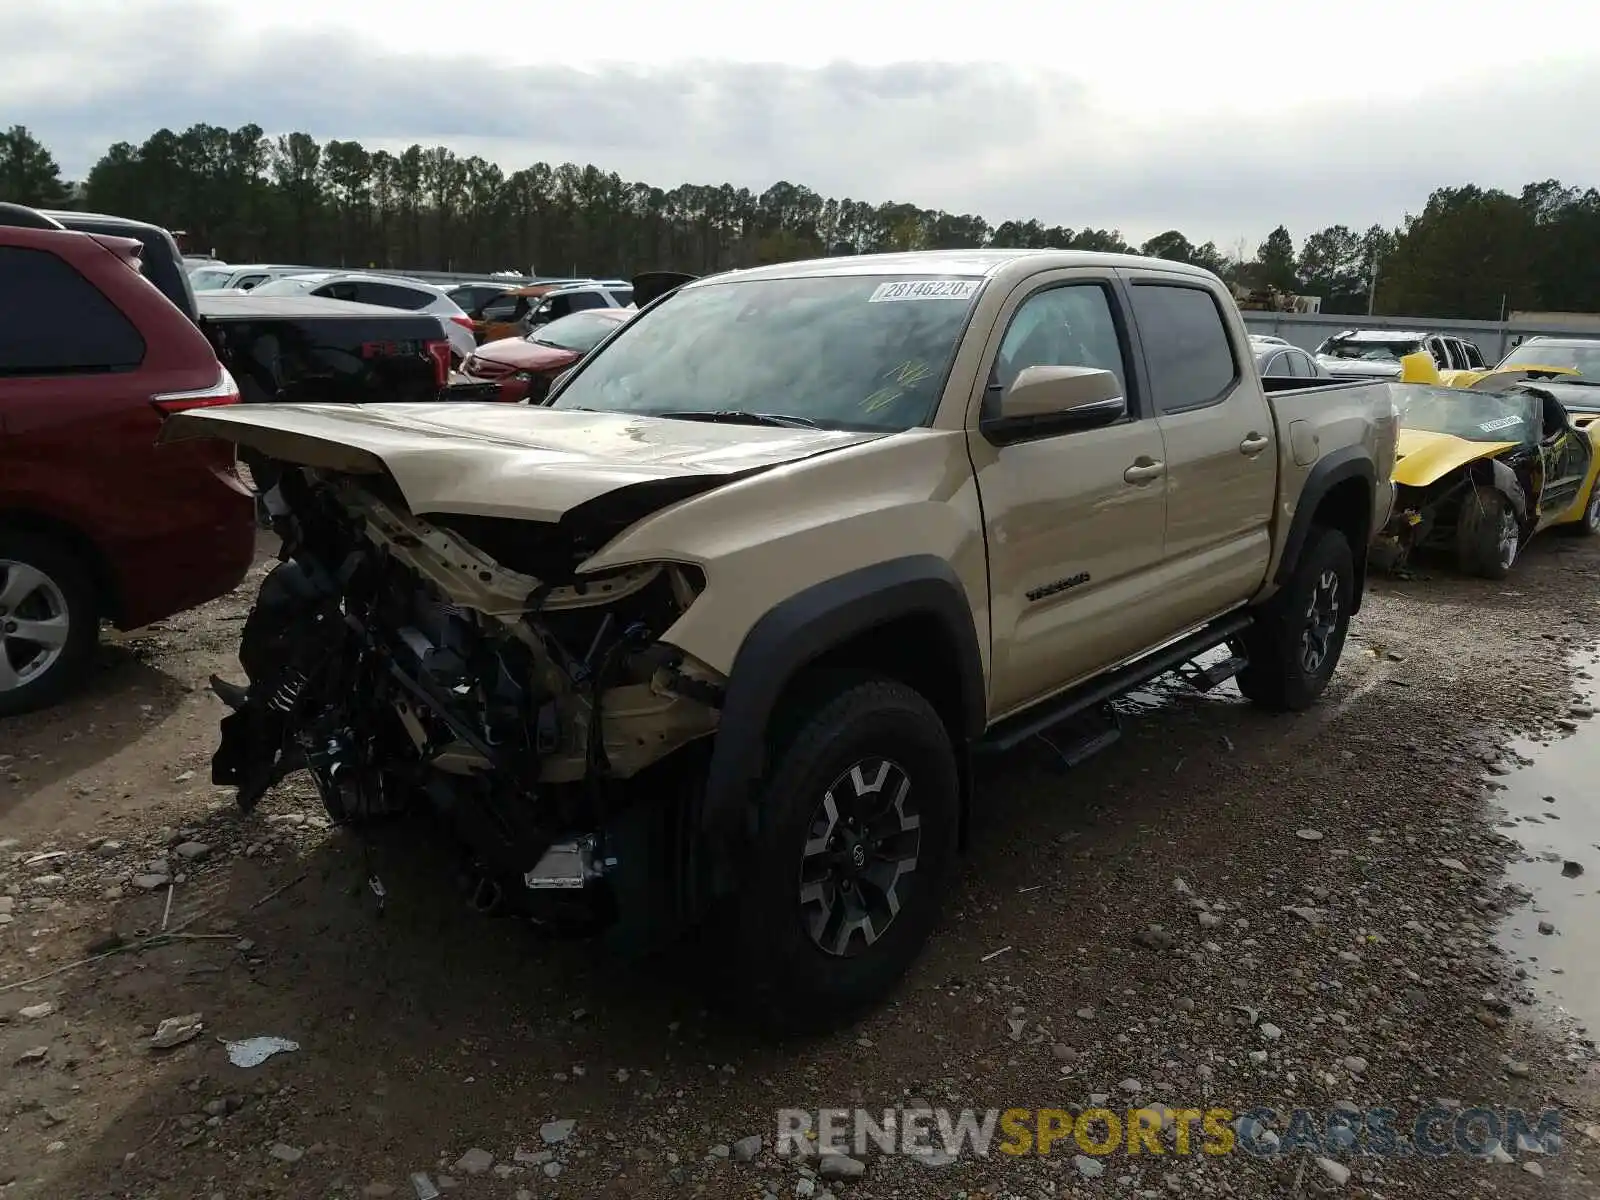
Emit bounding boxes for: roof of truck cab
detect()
[1327,328,1434,341]
[197,293,445,320]
[689,249,1219,287]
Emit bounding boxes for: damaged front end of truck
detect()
[149,391,897,946]
[217,463,733,936]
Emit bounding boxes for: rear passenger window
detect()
[1129,283,1238,413]
[1287,350,1312,379]
[0,246,146,376]
[564,291,607,312]
[356,282,434,311]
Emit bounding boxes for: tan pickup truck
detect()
[162,250,1398,1031]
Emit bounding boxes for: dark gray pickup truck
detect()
[39,208,454,406]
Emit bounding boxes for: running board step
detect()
[1037,706,1123,770]
[1177,653,1249,692]
[975,613,1253,756]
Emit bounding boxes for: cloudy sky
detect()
[4,0,1595,247]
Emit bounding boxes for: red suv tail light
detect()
[449,314,474,331]
[426,339,451,387]
[151,367,241,416]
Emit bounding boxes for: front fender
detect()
[699,555,985,840]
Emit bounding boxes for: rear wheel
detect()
[1234,526,1353,712]
[1572,485,1600,537]
[735,678,959,1034]
[0,533,99,717]
[1456,485,1519,578]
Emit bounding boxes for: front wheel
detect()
[1234,526,1354,712]
[735,678,959,1035]
[1456,485,1519,578]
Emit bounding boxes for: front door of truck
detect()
[1120,271,1278,633]
[969,273,1171,718]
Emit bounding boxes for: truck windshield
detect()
[1397,385,1540,444]
[1320,336,1423,363]
[189,269,235,291]
[548,274,985,431]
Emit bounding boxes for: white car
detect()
[1250,336,1331,380]
[188,263,319,292]
[247,272,478,363]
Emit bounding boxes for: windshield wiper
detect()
[655,409,820,429]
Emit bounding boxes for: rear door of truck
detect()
[1117,268,1278,631]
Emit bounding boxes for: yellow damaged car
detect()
[1402,334,1594,391]
[1375,361,1600,578]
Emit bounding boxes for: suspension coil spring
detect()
[266,667,311,714]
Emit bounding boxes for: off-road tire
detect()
[1456,484,1519,578]
[0,531,99,718]
[1234,526,1354,713]
[736,678,959,1035]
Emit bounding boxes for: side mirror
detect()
[982,365,1126,443]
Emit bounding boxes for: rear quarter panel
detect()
[1261,379,1400,588]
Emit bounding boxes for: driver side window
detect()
[986,283,1129,419]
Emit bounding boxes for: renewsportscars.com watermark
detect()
[776,1105,1565,1161]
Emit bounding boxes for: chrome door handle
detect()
[1239,433,1270,455]
[1123,460,1165,484]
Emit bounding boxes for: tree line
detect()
[3,122,1597,321]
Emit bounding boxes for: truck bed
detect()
[197,293,451,406]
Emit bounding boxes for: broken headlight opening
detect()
[212,463,725,938]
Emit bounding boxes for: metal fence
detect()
[1240,310,1600,361]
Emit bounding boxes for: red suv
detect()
[0,209,257,716]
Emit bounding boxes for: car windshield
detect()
[189,269,235,290]
[1320,337,1423,362]
[249,276,327,296]
[1498,341,1600,379]
[531,311,625,354]
[548,274,984,431]
[1396,384,1540,443]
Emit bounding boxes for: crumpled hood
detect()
[1392,428,1516,488]
[159,402,884,523]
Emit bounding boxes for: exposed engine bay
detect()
[215,462,727,937]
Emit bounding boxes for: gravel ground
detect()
[5,533,1600,1199]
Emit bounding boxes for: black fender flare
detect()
[1275,445,1376,608]
[699,555,986,839]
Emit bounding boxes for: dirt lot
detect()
[5,534,1600,1200]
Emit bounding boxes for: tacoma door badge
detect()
[1027,572,1091,602]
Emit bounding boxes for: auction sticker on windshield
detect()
[1478,415,1524,433]
[868,280,981,303]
